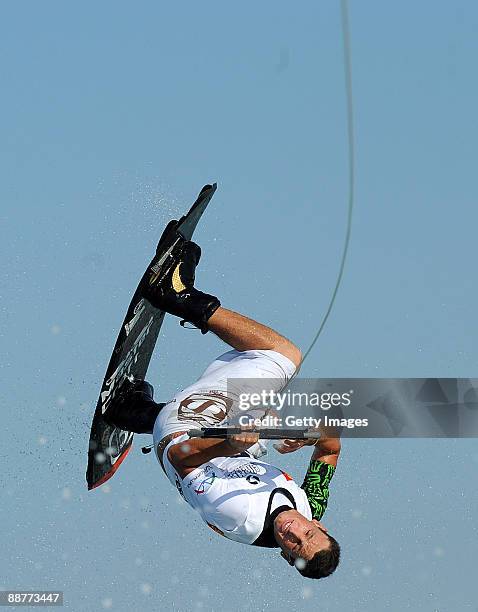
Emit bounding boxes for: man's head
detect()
[274,509,340,579]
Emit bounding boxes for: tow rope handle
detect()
[188,428,321,440]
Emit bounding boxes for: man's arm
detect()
[277,431,341,520]
[301,435,340,521]
[168,431,261,478]
[311,434,341,467]
[275,429,341,466]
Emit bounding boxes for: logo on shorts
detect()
[194,472,216,494]
[224,463,267,479]
[246,474,260,485]
[178,392,233,427]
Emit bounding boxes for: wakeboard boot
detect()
[144,240,220,333]
[102,378,165,434]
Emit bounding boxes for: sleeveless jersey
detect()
[161,434,312,545]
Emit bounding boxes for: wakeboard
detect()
[86,183,217,490]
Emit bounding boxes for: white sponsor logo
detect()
[101,316,154,414]
[149,237,181,284]
[108,429,134,465]
[124,299,146,336]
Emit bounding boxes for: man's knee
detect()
[276,341,302,369]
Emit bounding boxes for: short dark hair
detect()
[297,534,341,580]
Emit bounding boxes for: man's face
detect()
[273,509,330,562]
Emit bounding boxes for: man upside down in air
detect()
[104,241,341,580]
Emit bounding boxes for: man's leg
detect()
[207,308,301,459]
[207,307,302,368]
[144,239,301,367]
[105,243,302,435]
[161,309,303,469]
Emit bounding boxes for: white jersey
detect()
[162,435,312,545]
[152,349,306,544]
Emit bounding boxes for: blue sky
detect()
[1,2,477,611]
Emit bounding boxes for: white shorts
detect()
[152,349,296,446]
